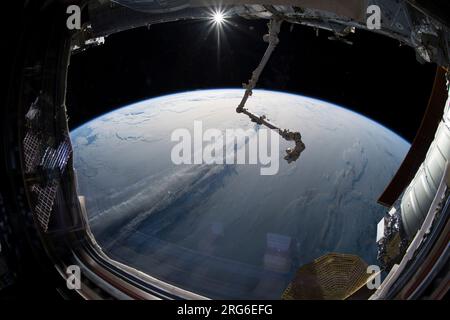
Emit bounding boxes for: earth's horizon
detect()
[71,89,410,299]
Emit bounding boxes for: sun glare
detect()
[213,11,225,24]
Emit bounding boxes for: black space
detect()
[67,17,436,142]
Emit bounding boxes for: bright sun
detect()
[213,11,225,24]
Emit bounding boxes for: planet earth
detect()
[71,89,409,299]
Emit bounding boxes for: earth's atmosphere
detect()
[71,89,409,299]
